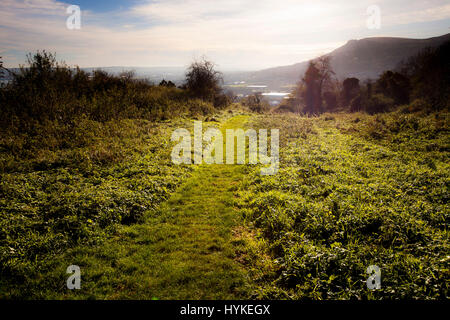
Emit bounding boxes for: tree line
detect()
[279,40,450,114]
[0,53,230,131]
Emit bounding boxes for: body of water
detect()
[261,92,290,97]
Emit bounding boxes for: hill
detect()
[244,33,450,89]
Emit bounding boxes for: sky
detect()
[1,0,450,70]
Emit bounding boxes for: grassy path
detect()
[34,115,253,299]
[4,112,447,300]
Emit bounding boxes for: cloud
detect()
[1,0,449,69]
[384,3,450,25]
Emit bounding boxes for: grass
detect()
[1,113,262,299]
[1,108,448,300]
[237,111,449,299]
[0,117,194,297]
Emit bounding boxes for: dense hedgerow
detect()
[238,111,449,299]
[0,51,214,131]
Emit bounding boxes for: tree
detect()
[242,93,269,113]
[315,56,335,112]
[185,58,222,102]
[159,79,176,87]
[302,61,320,114]
[400,41,450,110]
[366,79,373,99]
[350,95,362,112]
[301,56,335,114]
[365,94,394,114]
[341,77,360,107]
[0,56,4,89]
[376,71,410,105]
[119,70,136,81]
[323,91,338,110]
[285,82,304,113]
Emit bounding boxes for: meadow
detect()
[238,110,449,299]
[1,106,448,299]
[0,116,194,295]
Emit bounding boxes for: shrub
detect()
[242,94,270,113]
[364,94,394,114]
[350,95,362,112]
[400,98,432,114]
[341,78,360,107]
[184,58,222,101]
[375,71,410,105]
[323,91,338,111]
[213,93,231,109]
[274,103,297,113]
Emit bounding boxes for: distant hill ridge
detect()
[246,33,450,89]
[2,33,449,89]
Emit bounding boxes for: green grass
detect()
[1,114,261,299]
[1,108,448,300]
[237,111,449,299]
[0,117,194,297]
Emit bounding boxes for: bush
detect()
[401,41,450,110]
[323,91,338,111]
[242,94,270,113]
[400,98,432,114]
[364,94,394,114]
[213,93,231,109]
[375,71,410,105]
[274,103,297,113]
[185,58,222,101]
[349,95,362,112]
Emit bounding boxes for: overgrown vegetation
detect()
[0,114,255,299]
[184,57,231,109]
[238,111,449,299]
[241,93,270,113]
[0,52,216,130]
[0,117,197,288]
[0,52,229,289]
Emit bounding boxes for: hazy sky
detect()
[1,0,449,70]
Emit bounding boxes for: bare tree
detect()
[185,57,222,101]
[315,56,335,112]
[341,77,360,107]
[302,61,320,114]
[301,56,335,114]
